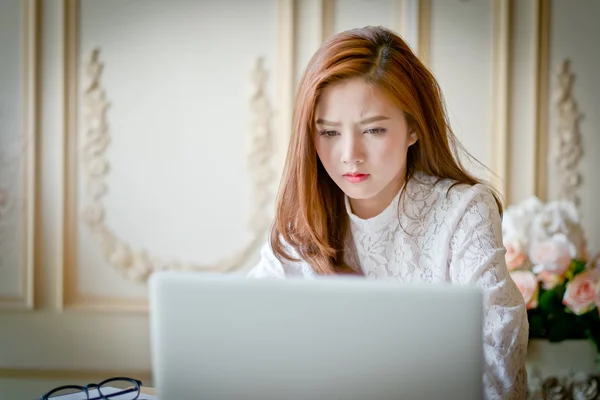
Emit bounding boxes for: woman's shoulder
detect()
[407,171,500,219]
[247,233,314,278]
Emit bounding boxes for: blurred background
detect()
[0,0,598,398]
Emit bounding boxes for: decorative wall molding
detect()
[534,0,551,201]
[395,0,429,61]
[552,59,584,207]
[62,0,80,310]
[320,0,335,42]
[319,1,425,56]
[61,0,296,311]
[316,1,429,67]
[396,0,418,52]
[417,0,431,66]
[0,0,38,311]
[277,0,296,172]
[80,50,275,283]
[490,0,512,203]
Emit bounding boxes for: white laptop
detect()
[148,271,484,400]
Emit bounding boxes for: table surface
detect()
[141,386,156,395]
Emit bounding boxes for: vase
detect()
[526,339,598,381]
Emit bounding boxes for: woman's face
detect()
[314,78,417,218]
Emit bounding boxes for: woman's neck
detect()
[348,176,405,220]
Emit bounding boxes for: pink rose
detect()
[504,240,528,271]
[536,270,563,290]
[563,270,597,315]
[530,234,575,275]
[510,270,539,310]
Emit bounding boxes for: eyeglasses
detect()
[40,377,143,400]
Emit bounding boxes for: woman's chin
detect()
[339,185,380,201]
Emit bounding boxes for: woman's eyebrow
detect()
[315,115,390,126]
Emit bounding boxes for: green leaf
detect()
[573,259,587,275]
[528,312,545,338]
[547,313,580,341]
[539,288,563,314]
[565,259,587,280]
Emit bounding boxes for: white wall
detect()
[430,0,493,178]
[1,1,599,399]
[546,0,600,255]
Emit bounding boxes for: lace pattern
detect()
[248,172,529,399]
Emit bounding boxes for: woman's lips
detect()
[343,173,370,183]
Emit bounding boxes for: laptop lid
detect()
[148,271,483,400]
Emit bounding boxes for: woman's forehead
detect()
[316,79,401,119]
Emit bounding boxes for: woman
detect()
[248,26,528,399]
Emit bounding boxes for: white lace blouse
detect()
[247,171,529,400]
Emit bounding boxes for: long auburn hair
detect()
[270,26,502,275]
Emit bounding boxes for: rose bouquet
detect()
[502,197,600,351]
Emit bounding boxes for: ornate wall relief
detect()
[80,49,275,283]
[0,0,36,309]
[552,59,583,207]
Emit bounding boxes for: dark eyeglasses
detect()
[40,377,142,400]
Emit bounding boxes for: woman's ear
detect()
[408,131,418,146]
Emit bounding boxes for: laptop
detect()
[148,271,484,400]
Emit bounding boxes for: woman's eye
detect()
[319,130,338,138]
[365,128,386,135]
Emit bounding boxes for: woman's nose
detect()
[340,135,365,164]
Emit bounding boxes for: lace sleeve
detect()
[246,240,286,278]
[448,185,529,400]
